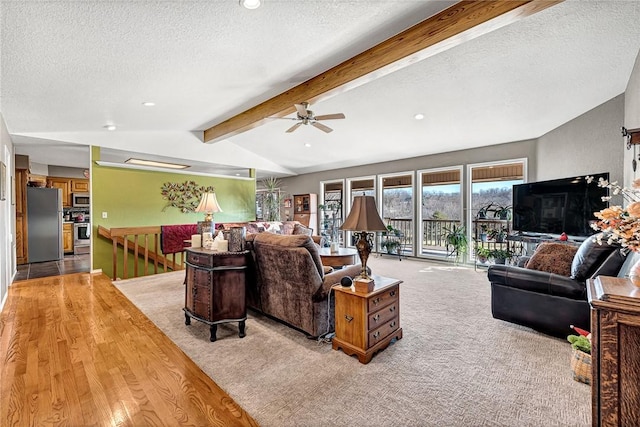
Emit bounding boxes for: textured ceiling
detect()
[3,1,640,178]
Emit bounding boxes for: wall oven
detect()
[72,193,90,208]
[74,222,91,255]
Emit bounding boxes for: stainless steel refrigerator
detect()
[27,187,63,263]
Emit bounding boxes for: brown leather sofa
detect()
[487,237,628,338]
[247,232,362,337]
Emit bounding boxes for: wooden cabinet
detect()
[293,193,317,232]
[15,168,28,264]
[71,179,89,193]
[47,177,71,207]
[333,276,403,363]
[588,276,640,426]
[184,248,249,342]
[63,223,73,254]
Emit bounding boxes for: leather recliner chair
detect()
[487,238,628,338]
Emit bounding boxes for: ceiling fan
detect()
[275,102,345,133]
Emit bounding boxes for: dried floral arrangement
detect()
[160,181,215,213]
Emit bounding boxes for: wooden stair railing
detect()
[98,225,187,280]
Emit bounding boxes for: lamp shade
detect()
[195,192,223,223]
[340,195,387,232]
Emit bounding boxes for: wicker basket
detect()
[570,348,592,385]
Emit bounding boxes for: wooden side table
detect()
[588,276,640,426]
[318,247,357,268]
[184,248,249,342]
[332,275,403,363]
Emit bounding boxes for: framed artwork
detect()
[0,161,5,201]
[284,198,292,208]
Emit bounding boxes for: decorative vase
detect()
[229,227,246,252]
[629,256,640,287]
[330,241,340,253]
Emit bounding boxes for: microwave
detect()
[72,193,90,207]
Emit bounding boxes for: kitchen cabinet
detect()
[15,168,28,264]
[63,223,73,254]
[71,179,89,193]
[47,177,71,207]
[293,193,317,232]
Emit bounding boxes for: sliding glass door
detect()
[345,176,376,248]
[417,167,463,259]
[378,172,414,256]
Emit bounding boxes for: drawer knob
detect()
[372,297,380,305]
[389,290,396,297]
[373,314,380,322]
[390,321,396,328]
[373,331,380,339]
[345,315,353,323]
[389,306,396,313]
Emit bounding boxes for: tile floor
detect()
[14,254,91,281]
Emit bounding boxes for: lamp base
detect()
[353,277,375,293]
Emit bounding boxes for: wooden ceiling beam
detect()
[203,0,561,143]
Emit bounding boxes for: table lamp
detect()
[340,195,387,290]
[196,192,223,241]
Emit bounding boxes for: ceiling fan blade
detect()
[286,122,303,133]
[267,116,298,120]
[314,113,345,121]
[312,121,333,133]
[294,103,308,118]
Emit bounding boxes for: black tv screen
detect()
[512,173,609,237]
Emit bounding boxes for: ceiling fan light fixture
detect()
[240,0,261,9]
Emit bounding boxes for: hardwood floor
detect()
[0,272,258,426]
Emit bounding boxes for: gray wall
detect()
[536,94,624,186]
[1,112,14,309]
[625,50,640,187]
[280,139,537,197]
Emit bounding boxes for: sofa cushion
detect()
[525,242,578,277]
[571,237,620,282]
[253,232,324,278]
[293,223,313,236]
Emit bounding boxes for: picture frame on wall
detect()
[284,198,292,208]
[0,161,6,201]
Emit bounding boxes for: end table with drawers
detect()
[184,247,249,342]
[332,275,403,363]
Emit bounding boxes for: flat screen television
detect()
[512,173,609,237]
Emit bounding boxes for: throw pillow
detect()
[571,237,619,281]
[293,223,313,236]
[525,242,578,277]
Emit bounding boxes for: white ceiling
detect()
[3,1,640,178]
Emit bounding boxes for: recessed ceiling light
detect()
[304,143,311,148]
[142,102,156,107]
[125,158,190,169]
[240,0,261,9]
[235,173,240,176]
[104,124,116,131]
[414,113,425,120]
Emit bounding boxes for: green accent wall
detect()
[91,146,256,277]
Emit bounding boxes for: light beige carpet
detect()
[114,256,590,427]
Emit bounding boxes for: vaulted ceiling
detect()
[3,1,640,178]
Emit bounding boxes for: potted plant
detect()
[442,224,468,261]
[476,203,495,219]
[476,246,491,263]
[381,225,402,254]
[494,204,512,220]
[487,227,508,243]
[479,224,490,242]
[489,248,512,264]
